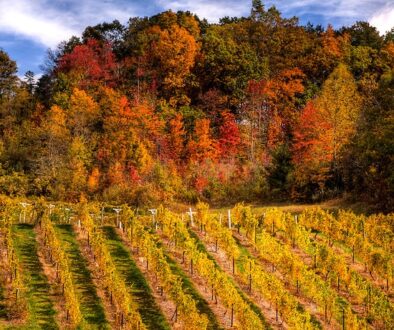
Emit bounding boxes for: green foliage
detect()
[344,72,394,211]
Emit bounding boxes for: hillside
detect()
[0,1,393,211]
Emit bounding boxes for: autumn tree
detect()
[68,88,99,139]
[292,64,362,198]
[218,111,241,159]
[0,50,18,99]
[292,102,333,196]
[97,88,152,188]
[168,113,186,163]
[242,68,305,160]
[315,63,361,173]
[187,118,218,163]
[57,39,116,89]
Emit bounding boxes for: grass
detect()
[101,226,170,330]
[10,224,58,330]
[188,229,272,329]
[54,224,109,328]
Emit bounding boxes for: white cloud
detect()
[1,0,392,52]
[0,0,78,48]
[369,6,394,34]
[155,0,249,22]
[0,0,139,48]
[155,0,393,30]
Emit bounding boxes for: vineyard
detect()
[0,197,392,329]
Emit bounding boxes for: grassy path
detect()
[102,226,170,330]
[11,224,58,329]
[55,224,109,328]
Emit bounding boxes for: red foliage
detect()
[57,39,116,88]
[218,112,240,158]
[194,175,209,193]
[293,101,333,164]
[292,101,333,184]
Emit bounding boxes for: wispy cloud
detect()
[154,0,394,33]
[0,0,141,48]
[155,0,249,22]
[369,5,394,34]
[0,0,392,77]
[0,0,77,48]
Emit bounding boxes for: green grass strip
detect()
[10,224,58,330]
[55,224,109,328]
[101,226,170,330]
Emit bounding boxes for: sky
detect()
[0,0,393,78]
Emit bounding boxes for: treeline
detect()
[0,1,393,210]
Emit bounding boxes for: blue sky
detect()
[0,0,393,78]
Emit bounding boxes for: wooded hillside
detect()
[0,1,393,210]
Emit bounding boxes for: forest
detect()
[0,1,393,211]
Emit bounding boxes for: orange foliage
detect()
[188,119,218,163]
[87,167,100,193]
[168,113,186,162]
[322,25,342,58]
[108,161,124,186]
[218,112,240,158]
[292,101,333,184]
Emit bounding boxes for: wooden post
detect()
[249,261,252,293]
[188,208,195,227]
[230,304,234,327]
[175,305,178,322]
[352,245,355,263]
[324,303,327,322]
